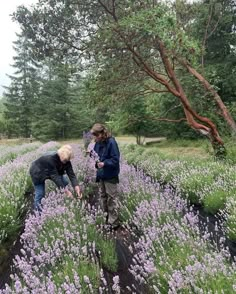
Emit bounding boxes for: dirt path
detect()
[87,188,149,293]
[0,227,25,289]
[0,192,33,290]
[102,227,149,294]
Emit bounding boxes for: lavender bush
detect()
[0,142,41,166]
[122,144,236,242]
[0,142,59,245]
[3,143,236,293]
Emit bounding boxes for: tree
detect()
[32,61,73,140]
[4,33,40,138]
[83,62,173,142]
[31,59,96,140]
[177,0,236,135]
[0,98,7,137]
[13,0,234,157]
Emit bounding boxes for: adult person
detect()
[90,123,120,229]
[82,130,93,152]
[29,144,82,211]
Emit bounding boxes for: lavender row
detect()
[109,153,236,292]
[122,145,236,241]
[0,145,119,293]
[128,192,236,292]
[4,143,236,293]
[0,142,59,244]
[0,142,41,166]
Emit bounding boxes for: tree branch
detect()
[128,116,187,123]
[144,85,169,94]
[98,0,117,21]
[161,104,182,117]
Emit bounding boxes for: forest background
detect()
[0,0,235,154]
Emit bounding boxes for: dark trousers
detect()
[34,175,69,211]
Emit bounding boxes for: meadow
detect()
[0,138,236,293]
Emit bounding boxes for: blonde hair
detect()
[91,123,111,140]
[57,144,74,162]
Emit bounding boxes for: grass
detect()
[118,138,210,159]
[1,136,230,160]
[0,138,40,146]
[7,135,209,159]
[147,139,211,159]
[158,146,209,159]
[115,137,211,159]
[87,136,211,159]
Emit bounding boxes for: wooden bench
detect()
[144,137,167,145]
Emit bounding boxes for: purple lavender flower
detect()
[90,149,100,163]
[83,131,93,150]
[112,276,120,294]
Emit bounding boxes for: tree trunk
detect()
[178,59,236,136]
[136,134,139,145]
[208,133,227,160]
[136,134,146,145]
[182,106,226,158]
[157,40,226,158]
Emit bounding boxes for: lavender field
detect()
[1,142,236,293]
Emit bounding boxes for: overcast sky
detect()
[0,0,36,97]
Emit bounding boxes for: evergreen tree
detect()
[192,0,236,103]
[0,98,6,136]
[4,33,40,138]
[31,60,93,140]
[32,61,71,140]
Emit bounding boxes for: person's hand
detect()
[97,162,104,169]
[75,186,82,199]
[65,189,73,198]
